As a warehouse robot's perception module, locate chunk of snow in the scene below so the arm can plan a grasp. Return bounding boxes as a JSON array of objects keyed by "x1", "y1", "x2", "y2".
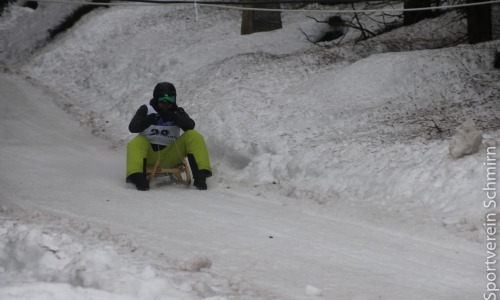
[
  {"x1": 305, "y1": 284, "x2": 322, "y2": 296},
  {"x1": 449, "y1": 119, "x2": 483, "y2": 158},
  {"x1": 183, "y1": 255, "x2": 212, "y2": 272}
]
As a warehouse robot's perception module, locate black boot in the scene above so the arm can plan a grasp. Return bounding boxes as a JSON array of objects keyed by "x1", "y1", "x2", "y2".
[
  {"x1": 188, "y1": 154, "x2": 211, "y2": 190},
  {"x1": 193, "y1": 170, "x2": 211, "y2": 190},
  {"x1": 126, "y1": 172, "x2": 150, "y2": 191}
]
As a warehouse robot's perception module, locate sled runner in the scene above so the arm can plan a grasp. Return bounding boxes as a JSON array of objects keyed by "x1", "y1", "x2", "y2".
[{"x1": 146, "y1": 157, "x2": 191, "y2": 185}]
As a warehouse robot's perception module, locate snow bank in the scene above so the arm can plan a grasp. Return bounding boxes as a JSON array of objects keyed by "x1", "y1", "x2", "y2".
[
  {"x1": 0, "y1": 212, "x2": 197, "y2": 300},
  {"x1": 0, "y1": 2, "x2": 82, "y2": 66}
]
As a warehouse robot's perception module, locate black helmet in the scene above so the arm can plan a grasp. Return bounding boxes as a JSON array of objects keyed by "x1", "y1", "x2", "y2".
[{"x1": 153, "y1": 82, "x2": 177, "y2": 103}]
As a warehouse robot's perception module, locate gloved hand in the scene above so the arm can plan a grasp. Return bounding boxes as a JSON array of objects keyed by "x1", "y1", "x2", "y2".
[
  {"x1": 145, "y1": 113, "x2": 159, "y2": 126},
  {"x1": 160, "y1": 111, "x2": 177, "y2": 122}
]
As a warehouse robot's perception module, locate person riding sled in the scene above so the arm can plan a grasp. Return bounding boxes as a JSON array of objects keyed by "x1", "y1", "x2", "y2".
[{"x1": 126, "y1": 82, "x2": 212, "y2": 191}]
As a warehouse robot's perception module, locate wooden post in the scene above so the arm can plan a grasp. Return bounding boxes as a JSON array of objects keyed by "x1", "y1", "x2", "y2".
[{"x1": 241, "y1": 0, "x2": 253, "y2": 35}]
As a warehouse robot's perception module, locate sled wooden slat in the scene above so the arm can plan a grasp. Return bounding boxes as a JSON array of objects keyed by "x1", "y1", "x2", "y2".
[{"x1": 146, "y1": 157, "x2": 191, "y2": 185}]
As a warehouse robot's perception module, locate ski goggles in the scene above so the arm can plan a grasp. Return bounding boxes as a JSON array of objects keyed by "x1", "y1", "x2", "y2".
[{"x1": 158, "y1": 94, "x2": 176, "y2": 103}]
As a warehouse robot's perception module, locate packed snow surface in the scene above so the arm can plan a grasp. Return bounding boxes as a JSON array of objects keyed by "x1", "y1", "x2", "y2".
[{"x1": 1, "y1": 2, "x2": 499, "y2": 299}]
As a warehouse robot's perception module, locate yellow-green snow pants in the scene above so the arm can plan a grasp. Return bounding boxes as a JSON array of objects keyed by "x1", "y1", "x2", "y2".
[{"x1": 126, "y1": 130, "x2": 212, "y2": 178}]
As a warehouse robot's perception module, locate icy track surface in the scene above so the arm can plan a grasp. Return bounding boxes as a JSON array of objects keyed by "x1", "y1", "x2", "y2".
[{"x1": 0, "y1": 72, "x2": 484, "y2": 300}]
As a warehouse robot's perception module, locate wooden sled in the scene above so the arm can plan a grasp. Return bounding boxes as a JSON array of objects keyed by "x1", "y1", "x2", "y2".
[{"x1": 146, "y1": 157, "x2": 191, "y2": 186}]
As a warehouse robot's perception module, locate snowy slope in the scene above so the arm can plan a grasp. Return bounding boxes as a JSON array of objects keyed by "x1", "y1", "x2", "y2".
[
  {"x1": 0, "y1": 2, "x2": 499, "y2": 299},
  {"x1": 0, "y1": 72, "x2": 484, "y2": 299}
]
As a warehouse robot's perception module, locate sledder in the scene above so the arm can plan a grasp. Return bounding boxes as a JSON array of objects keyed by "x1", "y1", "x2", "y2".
[{"x1": 126, "y1": 82, "x2": 212, "y2": 191}]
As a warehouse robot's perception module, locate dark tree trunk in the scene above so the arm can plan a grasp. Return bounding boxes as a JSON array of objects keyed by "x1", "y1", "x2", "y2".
[
  {"x1": 404, "y1": 0, "x2": 433, "y2": 25},
  {"x1": 241, "y1": 0, "x2": 282, "y2": 35},
  {"x1": 466, "y1": 0, "x2": 492, "y2": 44}
]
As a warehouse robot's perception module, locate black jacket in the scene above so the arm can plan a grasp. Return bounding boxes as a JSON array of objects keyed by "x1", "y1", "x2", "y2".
[{"x1": 128, "y1": 98, "x2": 195, "y2": 133}]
